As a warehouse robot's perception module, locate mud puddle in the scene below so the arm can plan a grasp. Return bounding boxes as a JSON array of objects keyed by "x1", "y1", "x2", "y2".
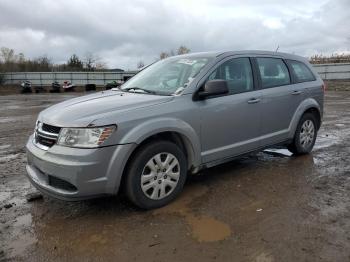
[
  {"x1": 154, "y1": 184, "x2": 231, "y2": 242},
  {"x1": 6, "y1": 214, "x2": 37, "y2": 258}
]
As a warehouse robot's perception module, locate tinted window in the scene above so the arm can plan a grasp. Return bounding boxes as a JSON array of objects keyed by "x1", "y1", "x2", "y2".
[
  {"x1": 256, "y1": 58, "x2": 290, "y2": 88},
  {"x1": 208, "y1": 57, "x2": 253, "y2": 94},
  {"x1": 288, "y1": 60, "x2": 315, "y2": 82}
]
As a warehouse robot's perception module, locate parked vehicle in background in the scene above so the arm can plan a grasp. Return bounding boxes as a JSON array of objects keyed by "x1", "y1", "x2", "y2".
[
  {"x1": 26, "y1": 51, "x2": 324, "y2": 209},
  {"x1": 105, "y1": 80, "x2": 121, "y2": 90},
  {"x1": 62, "y1": 80, "x2": 75, "y2": 92},
  {"x1": 20, "y1": 80, "x2": 32, "y2": 93},
  {"x1": 50, "y1": 81, "x2": 61, "y2": 93}
]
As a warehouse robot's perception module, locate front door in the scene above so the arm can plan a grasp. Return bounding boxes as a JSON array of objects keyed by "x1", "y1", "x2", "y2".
[{"x1": 198, "y1": 57, "x2": 262, "y2": 163}]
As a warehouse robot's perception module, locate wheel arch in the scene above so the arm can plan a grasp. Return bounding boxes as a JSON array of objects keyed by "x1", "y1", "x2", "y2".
[
  {"x1": 118, "y1": 117, "x2": 201, "y2": 168},
  {"x1": 303, "y1": 107, "x2": 321, "y2": 130},
  {"x1": 113, "y1": 118, "x2": 201, "y2": 195},
  {"x1": 127, "y1": 130, "x2": 197, "y2": 171},
  {"x1": 289, "y1": 98, "x2": 322, "y2": 138}
]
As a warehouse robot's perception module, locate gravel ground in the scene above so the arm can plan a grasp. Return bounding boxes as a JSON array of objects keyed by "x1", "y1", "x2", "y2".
[{"x1": 0, "y1": 91, "x2": 349, "y2": 262}]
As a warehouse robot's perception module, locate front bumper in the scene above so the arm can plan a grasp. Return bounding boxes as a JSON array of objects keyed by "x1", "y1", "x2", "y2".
[{"x1": 25, "y1": 135, "x2": 136, "y2": 201}]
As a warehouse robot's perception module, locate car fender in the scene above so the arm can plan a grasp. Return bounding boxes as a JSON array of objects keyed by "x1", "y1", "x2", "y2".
[
  {"x1": 105, "y1": 117, "x2": 201, "y2": 195},
  {"x1": 288, "y1": 98, "x2": 321, "y2": 138},
  {"x1": 120, "y1": 117, "x2": 201, "y2": 166}
]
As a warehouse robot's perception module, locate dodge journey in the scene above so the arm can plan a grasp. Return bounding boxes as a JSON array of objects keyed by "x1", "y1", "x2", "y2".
[{"x1": 26, "y1": 51, "x2": 324, "y2": 209}]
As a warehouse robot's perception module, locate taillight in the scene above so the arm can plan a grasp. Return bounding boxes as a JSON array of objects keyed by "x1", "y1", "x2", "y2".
[{"x1": 322, "y1": 82, "x2": 326, "y2": 92}]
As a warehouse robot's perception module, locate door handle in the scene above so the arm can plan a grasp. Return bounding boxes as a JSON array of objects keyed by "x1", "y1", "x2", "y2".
[
  {"x1": 291, "y1": 90, "x2": 302, "y2": 95},
  {"x1": 247, "y1": 98, "x2": 260, "y2": 104}
]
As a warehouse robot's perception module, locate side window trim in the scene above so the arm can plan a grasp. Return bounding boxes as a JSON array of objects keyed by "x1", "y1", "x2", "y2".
[
  {"x1": 194, "y1": 56, "x2": 257, "y2": 100},
  {"x1": 254, "y1": 56, "x2": 292, "y2": 89},
  {"x1": 283, "y1": 58, "x2": 296, "y2": 84},
  {"x1": 250, "y1": 57, "x2": 262, "y2": 90}
]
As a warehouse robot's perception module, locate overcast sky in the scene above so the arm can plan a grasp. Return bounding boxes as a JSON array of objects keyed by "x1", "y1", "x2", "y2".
[{"x1": 0, "y1": 0, "x2": 349, "y2": 69}]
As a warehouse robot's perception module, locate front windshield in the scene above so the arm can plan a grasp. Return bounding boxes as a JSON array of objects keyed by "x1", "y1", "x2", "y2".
[{"x1": 120, "y1": 56, "x2": 212, "y2": 95}]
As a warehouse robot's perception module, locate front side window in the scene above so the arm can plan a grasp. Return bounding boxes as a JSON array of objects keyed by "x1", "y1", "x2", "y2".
[
  {"x1": 120, "y1": 56, "x2": 212, "y2": 95},
  {"x1": 288, "y1": 60, "x2": 316, "y2": 83},
  {"x1": 207, "y1": 57, "x2": 254, "y2": 94},
  {"x1": 256, "y1": 58, "x2": 290, "y2": 88}
]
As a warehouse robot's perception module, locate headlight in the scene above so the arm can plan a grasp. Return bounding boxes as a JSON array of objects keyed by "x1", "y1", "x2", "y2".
[{"x1": 57, "y1": 125, "x2": 116, "y2": 148}]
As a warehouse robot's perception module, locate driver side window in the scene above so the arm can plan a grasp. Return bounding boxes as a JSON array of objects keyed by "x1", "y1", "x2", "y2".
[{"x1": 208, "y1": 57, "x2": 254, "y2": 95}]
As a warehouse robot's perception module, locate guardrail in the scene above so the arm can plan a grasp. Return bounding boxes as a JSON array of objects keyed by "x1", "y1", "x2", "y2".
[{"x1": 1, "y1": 63, "x2": 350, "y2": 86}]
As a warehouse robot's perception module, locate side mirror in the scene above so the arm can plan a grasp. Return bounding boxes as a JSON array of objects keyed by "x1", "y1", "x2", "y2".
[{"x1": 197, "y1": 80, "x2": 229, "y2": 99}]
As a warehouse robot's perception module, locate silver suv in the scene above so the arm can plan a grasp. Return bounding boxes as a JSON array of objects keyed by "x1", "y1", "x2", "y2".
[{"x1": 26, "y1": 51, "x2": 324, "y2": 209}]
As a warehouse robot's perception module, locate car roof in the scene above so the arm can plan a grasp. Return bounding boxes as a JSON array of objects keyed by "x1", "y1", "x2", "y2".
[{"x1": 177, "y1": 50, "x2": 308, "y2": 62}]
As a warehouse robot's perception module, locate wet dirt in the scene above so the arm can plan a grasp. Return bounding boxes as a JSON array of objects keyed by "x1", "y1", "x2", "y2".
[
  {"x1": 154, "y1": 184, "x2": 231, "y2": 242},
  {"x1": 0, "y1": 92, "x2": 350, "y2": 262}
]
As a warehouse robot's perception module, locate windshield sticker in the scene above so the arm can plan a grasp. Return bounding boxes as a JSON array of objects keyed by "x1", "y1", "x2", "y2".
[{"x1": 177, "y1": 59, "x2": 197, "y2": 65}]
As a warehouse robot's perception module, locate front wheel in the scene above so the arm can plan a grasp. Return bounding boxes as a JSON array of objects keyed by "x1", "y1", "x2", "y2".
[
  {"x1": 288, "y1": 113, "x2": 318, "y2": 155},
  {"x1": 124, "y1": 140, "x2": 187, "y2": 209}
]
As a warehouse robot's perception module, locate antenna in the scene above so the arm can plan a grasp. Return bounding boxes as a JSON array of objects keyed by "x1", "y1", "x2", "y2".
[{"x1": 275, "y1": 45, "x2": 279, "y2": 52}]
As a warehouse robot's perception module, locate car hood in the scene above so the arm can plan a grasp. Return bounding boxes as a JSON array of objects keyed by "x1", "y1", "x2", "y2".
[{"x1": 39, "y1": 90, "x2": 173, "y2": 127}]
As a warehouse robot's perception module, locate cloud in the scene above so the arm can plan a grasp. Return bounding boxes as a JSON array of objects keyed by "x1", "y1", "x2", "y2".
[{"x1": 0, "y1": 0, "x2": 349, "y2": 69}]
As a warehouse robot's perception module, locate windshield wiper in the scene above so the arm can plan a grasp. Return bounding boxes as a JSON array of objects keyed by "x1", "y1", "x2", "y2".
[{"x1": 122, "y1": 87, "x2": 157, "y2": 94}]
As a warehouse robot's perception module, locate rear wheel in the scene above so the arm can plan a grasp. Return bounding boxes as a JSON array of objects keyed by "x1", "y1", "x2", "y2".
[
  {"x1": 288, "y1": 113, "x2": 318, "y2": 155},
  {"x1": 125, "y1": 140, "x2": 187, "y2": 209}
]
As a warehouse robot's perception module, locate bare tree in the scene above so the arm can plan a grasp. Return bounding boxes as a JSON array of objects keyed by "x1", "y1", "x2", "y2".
[
  {"x1": 159, "y1": 46, "x2": 191, "y2": 59},
  {"x1": 177, "y1": 45, "x2": 191, "y2": 55},
  {"x1": 67, "y1": 54, "x2": 83, "y2": 71},
  {"x1": 83, "y1": 52, "x2": 107, "y2": 71},
  {"x1": 0, "y1": 47, "x2": 18, "y2": 71},
  {"x1": 35, "y1": 55, "x2": 52, "y2": 71},
  {"x1": 159, "y1": 52, "x2": 170, "y2": 60},
  {"x1": 84, "y1": 52, "x2": 96, "y2": 71},
  {"x1": 0, "y1": 47, "x2": 16, "y2": 63}
]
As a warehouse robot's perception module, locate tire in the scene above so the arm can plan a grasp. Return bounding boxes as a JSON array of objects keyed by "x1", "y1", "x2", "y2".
[
  {"x1": 124, "y1": 140, "x2": 187, "y2": 209},
  {"x1": 288, "y1": 112, "x2": 318, "y2": 155}
]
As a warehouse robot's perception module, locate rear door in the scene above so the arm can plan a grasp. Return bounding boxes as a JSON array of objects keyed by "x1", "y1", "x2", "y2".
[{"x1": 254, "y1": 57, "x2": 305, "y2": 146}]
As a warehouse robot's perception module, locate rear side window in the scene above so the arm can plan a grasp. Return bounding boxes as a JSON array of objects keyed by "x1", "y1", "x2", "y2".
[
  {"x1": 208, "y1": 57, "x2": 254, "y2": 95},
  {"x1": 288, "y1": 60, "x2": 316, "y2": 83},
  {"x1": 256, "y1": 58, "x2": 290, "y2": 88}
]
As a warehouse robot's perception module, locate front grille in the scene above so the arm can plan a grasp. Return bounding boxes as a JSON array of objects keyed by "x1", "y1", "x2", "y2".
[
  {"x1": 34, "y1": 122, "x2": 61, "y2": 149},
  {"x1": 42, "y1": 123, "x2": 61, "y2": 134},
  {"x1": 48, "y1": 176, "x2": 77, "y2": 192}
]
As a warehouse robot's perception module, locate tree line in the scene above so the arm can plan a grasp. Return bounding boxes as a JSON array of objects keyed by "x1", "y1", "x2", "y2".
[
  {"x1": 1, "y1": 45, "x2": 349, "y2": 73},
  {"x1": 309, "y1": 53, "x2": 350, "y2": 64},
  {"x1": 0, "y1": 45, "x2": 192, "y2": 72},
  {"x1": 0, "y1": 47, "x2": 107, "y2": 72},
  {"x1": 137, "y1": 45, "x2": 191, "y2": 68}
]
